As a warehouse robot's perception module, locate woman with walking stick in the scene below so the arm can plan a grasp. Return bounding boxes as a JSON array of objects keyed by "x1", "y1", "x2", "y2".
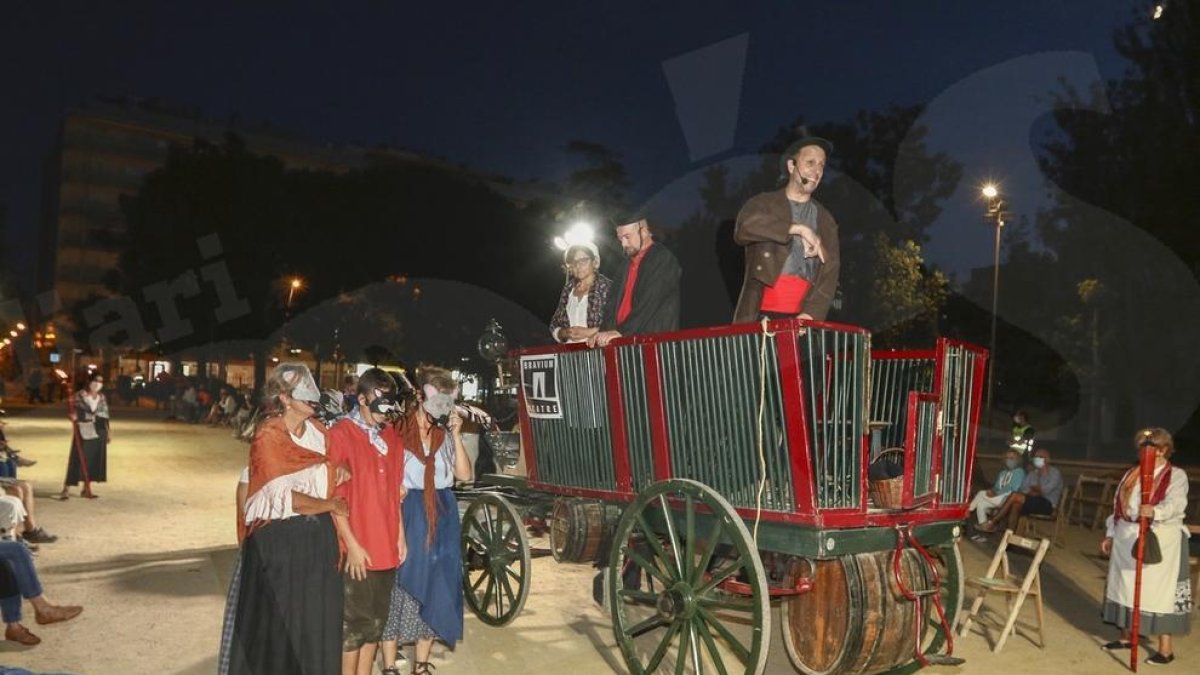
[
  {"x1": 1100, "y1": 427, "x2": 1191, "y2": 666},
  {"x1": 59, "y1": 371, "x2": 109, "y2": 500}
]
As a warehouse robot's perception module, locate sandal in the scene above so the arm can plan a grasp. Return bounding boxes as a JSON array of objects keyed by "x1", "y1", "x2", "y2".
[
  {"x1": 1101, "y1": 640, "x2": 1133, "y2": 651},
  {"x1": 412, "y1": 663, "x2": 436, "y2": 674}
]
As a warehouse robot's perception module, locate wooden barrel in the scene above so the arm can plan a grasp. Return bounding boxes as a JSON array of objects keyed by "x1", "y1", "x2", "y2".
[
  {"x1": 549, "y1": 499, "x2": 619, "y2": 564},
  {"x1": 782, "y1": 550, "x2": 933, "y2": 675}
]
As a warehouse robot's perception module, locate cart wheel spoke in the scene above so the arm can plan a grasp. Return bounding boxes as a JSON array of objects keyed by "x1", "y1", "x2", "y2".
[
  {"x1": 645, "y1": 620, "x2": 683, "y2": 673},
  {"x1": 674, "y1": 621, "x2": 692, "y2": 675},
  {"x1": 617, "y1": 588, "x2": 659, "y2": 605},
  {"x1": 696, "y1": 596, "x2": 757, "y2": 613},
  {"x1": 470, "y1": 568, "x2": 491, "y2": 593},
  {"x1": 624, "y1": 614, "x2": 668, "y2": 639},
  {"x1": 684, "y1": 495, "x2": 696, "y2": 583},
  {"x1": 692, "y1": 519, "x2": 724, "y2": 586},
  {"x1": 626, "y1": 547, "x2": 674, "y2": 588},
  {"x1": 634, "y1": 513, "x2": 679, "y2": 582},
  {"x1": 696, "y1": 561, "x2": 744, "y2": 597},
  {"x1": 696, "y1": 605, "x2": 752, "y2": 663},
  {"x1": 696, "y1": 618, "x2": 731, "y2": 675},
  {"x1": 658, "y1": 494, "x2": 684, "y2": 578}
]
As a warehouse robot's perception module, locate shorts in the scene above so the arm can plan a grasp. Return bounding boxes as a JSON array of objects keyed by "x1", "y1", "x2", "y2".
[
  {"x1": 1020, "y1": 495, "x2": 1055, "y2": 516},
  {"x1": 342, "y1": 568, "x2": 397, "y2": 651}
]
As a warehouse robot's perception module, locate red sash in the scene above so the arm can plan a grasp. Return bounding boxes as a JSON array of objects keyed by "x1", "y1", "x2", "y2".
[{"x1": 760, "y1": 274, "x2": 812, "y2": 314}]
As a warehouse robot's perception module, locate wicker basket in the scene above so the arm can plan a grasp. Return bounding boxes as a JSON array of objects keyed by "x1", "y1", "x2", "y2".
[{"x1": 868, "y1": 448, "x2": 907, "y2": 509}]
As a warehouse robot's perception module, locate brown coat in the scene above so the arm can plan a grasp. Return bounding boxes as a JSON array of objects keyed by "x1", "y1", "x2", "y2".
[{"x1": 732, "y1": 188, "x2": 840, "y2": 323}]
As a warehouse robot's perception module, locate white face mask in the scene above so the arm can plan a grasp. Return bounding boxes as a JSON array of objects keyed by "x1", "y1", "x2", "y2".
[
  {"x1": 1032, "y1": 457, "x2": 1046, "y2": 469},
  {"x1": 88, "y1": 382, "x2": 103, "y2": 393}
]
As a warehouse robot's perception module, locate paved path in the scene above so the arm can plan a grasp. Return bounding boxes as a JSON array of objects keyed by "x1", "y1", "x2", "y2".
[{"x1": 0, "y1": 406, "x2": 1195, "y2": 674}]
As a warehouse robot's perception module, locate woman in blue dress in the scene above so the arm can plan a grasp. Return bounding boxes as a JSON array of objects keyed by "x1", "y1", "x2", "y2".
[{"x1": 380, "y1": 366, "x2": 473, "y2": 675}]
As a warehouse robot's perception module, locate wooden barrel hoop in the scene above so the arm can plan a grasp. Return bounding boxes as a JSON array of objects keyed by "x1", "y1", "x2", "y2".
[{"x1": 783, "y1": 550, "x2": 933, "y2": 675}]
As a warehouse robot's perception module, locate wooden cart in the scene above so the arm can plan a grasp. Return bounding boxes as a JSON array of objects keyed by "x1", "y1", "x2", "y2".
[{"x1": 459, "y1": 318, "x2": 986, "y2": 675}]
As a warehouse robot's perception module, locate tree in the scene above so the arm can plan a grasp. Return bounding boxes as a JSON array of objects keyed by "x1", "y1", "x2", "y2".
[
  {"x1": 1032, "y1": 0, "x2": 1200, "y2": 451},
  {"x1": 562, "y1": 140, "x2": 631, "y2": 215},
  {"x1": 101, "y1": 134, "x2": 570, "y2": 392}
]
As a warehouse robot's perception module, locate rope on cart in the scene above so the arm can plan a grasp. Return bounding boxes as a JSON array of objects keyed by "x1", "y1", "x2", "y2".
[{"x1": 752, "y1": 317, "x2": 777, "y2": 543}]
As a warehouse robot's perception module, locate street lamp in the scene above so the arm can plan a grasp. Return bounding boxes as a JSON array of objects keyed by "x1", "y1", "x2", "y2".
[
  {"x1": 286, "y1": 277, "x2": 304, "y2": 309},
  {"x1": 981, "y1": 183, "x2": 1007, "y2": 439}
]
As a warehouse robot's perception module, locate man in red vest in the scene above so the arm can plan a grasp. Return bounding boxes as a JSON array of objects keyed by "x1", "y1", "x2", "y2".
[{"x1": 732, "y1": 136, "x2": 841, "y2": 323}]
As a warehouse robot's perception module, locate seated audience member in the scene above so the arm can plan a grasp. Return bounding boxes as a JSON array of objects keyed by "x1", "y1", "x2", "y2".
[
  {"x1": 968, "y1": 449, "x2": 1025, "y2": 541},
  {"x1": 0, "y1": 477, "x2": 55, "y2": 544},
  {"x1": 0, "y1": 539, "x2": 83, "y2": 646},
  {"x1": 978, "y1": 447, "x2": 1063, "y2": 533},
  {"x1": 0, "y1": 414, "x2": 36, "y2": 478}
]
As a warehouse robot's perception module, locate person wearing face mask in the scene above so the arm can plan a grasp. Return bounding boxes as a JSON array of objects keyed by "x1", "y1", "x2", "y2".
[
  {"x1": 549, "y1": 242, "x2": 612, "y2": 344},
  {"x1": 326, "y1": 368, "x2": 407, "y2": 675},
  {"x1": 1099, "y1": 428, "x2": 1191, "y2": 665},
  {"x1": 58, "y1": 371, "x2": 110, "y2": 500},
  {"x1": 967, "y1": 449, "x2": 1026, "y2": 542},
  {"x1": 977, "y1": 447, "x2": 1063, "y2": 533},
  {"x1": 225, "y1": 364, "x2": 348, "y2": 675},
  {"x1": 732, "y1": 135, "x2": 841, "y2": 324},
  {"x1": 379, "y1": 366, "x2": 472, "y2": 675}
]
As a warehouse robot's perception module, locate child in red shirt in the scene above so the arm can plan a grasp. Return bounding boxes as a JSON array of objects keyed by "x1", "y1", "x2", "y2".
[{"x1": 328, "y1": 368, "x2": 406, "y2": 675}]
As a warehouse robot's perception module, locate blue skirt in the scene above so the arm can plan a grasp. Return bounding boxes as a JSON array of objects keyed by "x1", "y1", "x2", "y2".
[{"x1": 387, "y1": 489, "x2": 463, "y2": 645}]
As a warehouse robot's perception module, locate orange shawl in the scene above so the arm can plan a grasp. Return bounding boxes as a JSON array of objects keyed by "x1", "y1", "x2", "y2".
[{"x1": 238, "y1": 415, "x2": 334, "y2": 544}]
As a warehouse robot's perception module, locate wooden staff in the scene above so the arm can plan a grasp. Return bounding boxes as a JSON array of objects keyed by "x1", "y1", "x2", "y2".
[
  {"x1": 1129, "y1": 442, "x2": 1156, "y2": 672},
  {"x1": 66, "y1": 375, "x2": 94, "y2": 496}
]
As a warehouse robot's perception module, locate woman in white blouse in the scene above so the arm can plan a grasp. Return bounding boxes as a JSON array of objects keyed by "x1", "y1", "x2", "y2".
[
  {"x1": 1100, "y1": 427, "x2": 1191, "y2": 665},
  {"x1": 224, "y1": 364, "x2": 348, "y2": 675},
  {"x1": 549, "y1": 242, "x2": 612, "y2": 344}
]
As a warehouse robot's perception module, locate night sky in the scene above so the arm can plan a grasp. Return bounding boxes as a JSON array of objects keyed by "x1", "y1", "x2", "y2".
[{"x1": 2, "y1": 0, "x2": 1140, "y2": 284}]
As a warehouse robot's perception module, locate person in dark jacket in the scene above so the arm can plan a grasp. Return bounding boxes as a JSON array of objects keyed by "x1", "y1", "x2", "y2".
[
  {"x1": 590, "y1": 217, "x2": 681, "y2": 347},
  {"x1": 732, "y1": 136, "x2": 841, "y2": 323}
]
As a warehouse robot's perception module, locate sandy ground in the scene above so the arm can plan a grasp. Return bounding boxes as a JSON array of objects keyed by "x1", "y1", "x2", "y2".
[{"x1": 0, "y1": 405, "x2": 1195, "y2": 674}]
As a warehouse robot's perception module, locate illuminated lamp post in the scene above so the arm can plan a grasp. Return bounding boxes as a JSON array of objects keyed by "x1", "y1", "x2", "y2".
[{"x1": 981, "y1": 184, "x2": 1007, "y2": 439}]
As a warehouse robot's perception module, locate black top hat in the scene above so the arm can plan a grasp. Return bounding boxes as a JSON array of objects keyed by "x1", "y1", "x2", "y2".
[{"x1": 779, "y1": 136, "x2": 833, "y2": 175}]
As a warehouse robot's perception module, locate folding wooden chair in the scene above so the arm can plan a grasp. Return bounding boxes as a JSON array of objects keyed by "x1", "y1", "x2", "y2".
[
  {"x1": 957, "y1": 529, "x2": 1051, "y2": 653},
  {"x1": 1019, "y1": 489, "x2": 1069, "y2": 548},
  {"x1": 1065, "y1": 475, "x2": 1116, "y2": 530}
]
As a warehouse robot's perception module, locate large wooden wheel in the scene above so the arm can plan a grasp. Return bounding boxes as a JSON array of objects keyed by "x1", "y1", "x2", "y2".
[
  {"x1": 607, "y1": 479, "x2": 771, "y2": 675},
  {"x1": 461, "y1": 492, "x2": 531, "y2": 626}
]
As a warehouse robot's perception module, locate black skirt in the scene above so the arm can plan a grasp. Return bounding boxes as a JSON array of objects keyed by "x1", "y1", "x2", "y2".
[
  {"x1": 227, "y1": 514, "x2": 343, "y2": 675},
  {"x1": 65, "y1": 422, "x2": 108, "y2": 486}
]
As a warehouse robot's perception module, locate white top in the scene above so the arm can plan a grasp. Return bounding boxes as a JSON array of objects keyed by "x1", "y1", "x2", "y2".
[
  {"x1": 242, "y1": 420, "x2": 329, "y2": 523},
  {"x1": 402, "y1": 433, "x2": 456, "y2": 490},
  {"x1": 554, "y1": 290, "x2": 590, "y2": 343},
  {"x1": 83, "y1": 393, "x2": 101, "y2": 412}
]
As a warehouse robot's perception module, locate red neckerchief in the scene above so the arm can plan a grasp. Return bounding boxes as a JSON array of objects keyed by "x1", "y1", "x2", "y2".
[
  {"x1": 616, "y1": 241, "x2": 653, "y2": 325},
  {"x1": 399, "y1": 411, "x2": 447, "y2": 548},
  {"x1": 1112, "y1": 463, "x2": 1173, "y2": 523}
]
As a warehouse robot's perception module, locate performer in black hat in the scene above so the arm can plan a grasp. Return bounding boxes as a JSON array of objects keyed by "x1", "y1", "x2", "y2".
[{"x1": 731, "y1": 135, "x2": 840, "y2": 323}]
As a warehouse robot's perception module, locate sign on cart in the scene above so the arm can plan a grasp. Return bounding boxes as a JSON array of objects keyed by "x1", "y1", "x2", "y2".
[{"x1": 520, "y1": 354, "x2": 562, "y2": 419}]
